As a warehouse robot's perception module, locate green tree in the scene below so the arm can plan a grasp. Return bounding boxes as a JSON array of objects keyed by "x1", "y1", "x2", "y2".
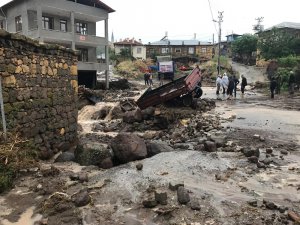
[
  {"x1": 258, "y1": 28, "x2": 299, "y2": 60},
  {"x1": 232, "y1": 34, "x2": 258, "y2": 64},
  {"x1": 120, "y1": 48, "x2": 132, "y2": 59}
]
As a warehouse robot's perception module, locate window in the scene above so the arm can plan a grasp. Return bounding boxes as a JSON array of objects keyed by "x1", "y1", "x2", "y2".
[
  {"x1": 136, "y1": 47, "x2": 142, "y2": 54},
  {"x1": 78, "y1": 48, "x2": 88, "y2": 62},
  {"x1": 60, "y1": 20, "x2": 67, "y2": 32},
  {"x1": 15, "y1": 16, "x2": 22, "y2": 32},
  {"x1": 76, "y1": 22, "x2": 87, "y2": 35},
  {"x1": 42, "y1": 16, "x2": 54, "y2": 30},
  {"x1": 0, "y1": 20, "x2": 4, "y2": 29},
  {"x1": 175, "y1": 48, "x2": 181, "y2": 53},
  {"x1": 188, "y1": 47, "x2": 194, "y2": 54},
  {"x1": 201, "y1": 48, "x2": 207, "y2": 53},
  {"x1": 161, "y1": 48, "x2": 169, "y2": 54}
]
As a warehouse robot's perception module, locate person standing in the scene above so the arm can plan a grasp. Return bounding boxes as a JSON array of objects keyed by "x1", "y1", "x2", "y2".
[
  {"x1": 227, "y1": 76, "x2": 235, "y2": 99},
  {"x1": 233, "y1": 75, "x2": 240, "y2": 98},
  {"x1": 149, "y1": 73, "x2": 153, "y2": 86},
  {"x1": 144, "y1": 72, "x2": 149, "y2": 86},
  {"x1": 270, "y1": 77, "x2": 277, "y2": 99},
  {"x1": 288, "y1": 71, "x2": 295, "y2": 95},
  {"x1": 158, "y1": 72, "x2": 163, "y2": 86},
  {"x1": 241, "y1": 74, "x2": 247, "y2": 95},
  {"x1": 221, "y1": 73, "x2": 229, "y2": 95},
  {"x1": 216, "y1": 75, "x2": 222, "y2": 95}
]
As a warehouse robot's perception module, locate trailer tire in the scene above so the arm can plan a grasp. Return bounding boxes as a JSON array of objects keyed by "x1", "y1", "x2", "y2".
[
  {"x1": 182, "y1": 94, "x2": 193, "y2": 107},
  {"x1": 194, "y1": 87, "x2": 203, "y2": 98}
]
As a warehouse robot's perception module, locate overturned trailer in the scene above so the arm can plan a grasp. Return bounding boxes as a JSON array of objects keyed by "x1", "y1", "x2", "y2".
[{"x1": 136, "y1": 67, "x2": 203, "y2": 110}]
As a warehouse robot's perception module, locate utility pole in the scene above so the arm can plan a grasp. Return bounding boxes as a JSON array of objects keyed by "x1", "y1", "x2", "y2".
[
  {"x1": 217, "y1": 11, "x2": 223, "y2": 75},
  {"x1": 253, "y1": 17, "x2": 264, "y2": 33}
]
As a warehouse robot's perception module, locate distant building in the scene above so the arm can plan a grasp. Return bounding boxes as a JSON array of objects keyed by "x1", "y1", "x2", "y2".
[
  {"x1": 145, "y1": 38, "x2": 214, "y2": 62},
  {"x1": 225, "y1": 33, "x2": 242, "y2": 57},
  {"x1": 0, "y1": 0, "x2": 115, "y2": 88},
  {"x1": 258, "y1": 22, "x2": 300, "y2": 38},
  {"x1": 114, "y1": 38, "x2": 146, "y2": 60}
]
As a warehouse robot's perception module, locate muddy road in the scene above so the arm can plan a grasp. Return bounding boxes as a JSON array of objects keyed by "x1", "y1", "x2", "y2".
[{"x1": 1, "y1": 64, "x2": 300, "y2": 225}]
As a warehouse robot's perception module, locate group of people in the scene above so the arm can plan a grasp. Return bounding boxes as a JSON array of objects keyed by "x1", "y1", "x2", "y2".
[
  {"x1": 144, "y1": 72, "x2": 153, "y2": 86},
  {"x1": 216, "y1": 72, "x2": 247, "y2": 99}
]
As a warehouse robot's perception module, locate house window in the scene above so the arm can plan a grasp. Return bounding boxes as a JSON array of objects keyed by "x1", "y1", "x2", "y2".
[
  {"x1": 188, "y1": 47, "x2": 194, "y2": 54},
  {"x1": 78, "y1": 48, "x2": 88, "y2": 62},
  {"x1": 175, "y1": 48, "x2": 181, "y2": 53},
  {"x1": 76, "y1": 22, "x2": 87, "y2": 35},
  {"x1": 201, "y1": 48, "x2": 207, "y2": 53},
  {"x1": 42, "y1": 16, "x2": 54, "y2": 30},
  {"x1": 161, "y1": 48, "x2": 169, "y2": 54},
  {"x1": 136, "y1": 47, "x2": 142, "y2": 54},
  {"x1": 60, "y1": 20, "x2": 67, "y2": 32},
  {"x1": 15, "y1": 16, "x2": 22, "y2": 32}
]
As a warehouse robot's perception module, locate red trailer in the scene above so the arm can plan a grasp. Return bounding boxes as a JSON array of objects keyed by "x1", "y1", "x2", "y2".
[{"x1": 136, "y1": 67, "x2": 203, "y2": 110}]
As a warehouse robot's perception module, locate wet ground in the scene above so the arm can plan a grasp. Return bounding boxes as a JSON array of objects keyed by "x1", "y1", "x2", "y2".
[{"x1": 1, "y1": 64, "x2": 300, "y2": 225}]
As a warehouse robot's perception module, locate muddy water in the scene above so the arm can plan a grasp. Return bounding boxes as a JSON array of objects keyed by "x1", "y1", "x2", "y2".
[{"x1": 1, "y1": 207, "x2": 42, "y2": 225}]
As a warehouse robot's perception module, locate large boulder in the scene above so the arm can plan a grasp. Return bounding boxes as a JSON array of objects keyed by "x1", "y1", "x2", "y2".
[
  {"x1": 123, "y1": 108, "x2": 142, "y2": 123},
  {"x1": 146, "y1": 141, "x2": 174, "y2": 157},
  {"x1": 74, "y1": 142, "x2": 113, "y2": 169},
  {"x1": 110, "y1": 133, "x2": 147, "y2": 163}
]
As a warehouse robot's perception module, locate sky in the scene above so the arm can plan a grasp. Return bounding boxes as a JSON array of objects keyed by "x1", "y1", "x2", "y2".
[{"x1": 1, "y1": 0, "x2": 299, "y2": 44}]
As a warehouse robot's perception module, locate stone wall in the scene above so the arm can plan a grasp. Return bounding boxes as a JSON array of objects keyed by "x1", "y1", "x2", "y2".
[{"x1": 0, "y1": 30, "x2": 78, "y2": 158}]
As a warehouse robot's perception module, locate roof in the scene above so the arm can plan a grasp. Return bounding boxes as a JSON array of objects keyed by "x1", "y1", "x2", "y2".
[
  {"x1": 0, "y1": 0, "x2": 115, "y2": 13},
  {"x1": 114, "y1": 38, "x2": 143, "y2": 46},
  {"x1": 264, "y1": 22, "x2": 300, "y2": 31},
  {"x1": 147, "y1": 39, "x2": 213, "y2": 46},
  {"x1": 225, "y1": 33, "x2": 241, "y2": 37}
]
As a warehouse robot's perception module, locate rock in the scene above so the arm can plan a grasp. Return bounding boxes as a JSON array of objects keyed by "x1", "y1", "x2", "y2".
[
  {"x1": 141, "y1": 107, "x2": 155, "y2": 120},
  {"x1": 55, "y1": 152, "x2": 75, "y2": 163},
  {"x1": 248, "y1": 156, "x2": 259, "y2": 163},
  {"x1": 280, "y1": 149, "x2": 288, "y2": 155},
  {"x1": 204, "y1": 141, "x2": 217, "y2": 152},
  {"x1": 247, "y1": 199, "x2": 258, "y2": 207},
  {"x1": 146, "y1": 141, "x2": 173, "y2": 157},
  {"x1": 169, "y1": 181, "x2": 184, "y2": 191},
  {"x1": 210, "y1": 135, "x2": 226, "y2": 147},
  {"x1": 155, "y1": 190, "x2": 168, "y2": 205},
  {"x1": 136, "y1": 163, "x2": 143, "y2": 170},
  {"x1": 262, "y1": 158, "x2": 273, "y2": 165},
  {"x1": 123, "y1": 108, "x2": 142, "y2": 123},
  {"x1": 190, "y1": 199, "x2": 201, "y2": 210},
  {"x1": 153, "y1": 116, "x2": 169, "y2": 129},
  {"x1": 111, "y1": 133, "x2": 147, "y2": 164},
  {"x1": 40, "y1": 166, "x2": 60, "y2": 177},
  {"x1": 242, "y1": 147, "x2": 260, "y2": 158},
  {"x1": 78, "y1": 173, "x2": 88, "y2": 183},
  {"x1": 266, "y1": 148, "x2": 273, "y2": 154},
  {"x1": 177, "y1": 186, "x2": 190, "y2": 204},
  {"x1": 75, "y1": 142, "x2": 113, "y2": 169},
  {"x1": 257, "y1": 162, "x2": 266, "y2": 169},
  {"x1": 71, "y1": 189, "x2": 91, "y2": 207},
  {"x1": 194, "y1": 144, "x2": 205, "y2": 151},
  {"x1": 142, "y1": 197, "x2": 157, "y2": 208},
  {"x1": 263, "y1": 199, "x2": 277, "y2": 210}
]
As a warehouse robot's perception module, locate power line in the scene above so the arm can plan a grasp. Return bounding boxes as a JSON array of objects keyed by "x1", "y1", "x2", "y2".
[{"x1": 207, "y1": 0, "x2": 218, "y2": 33}]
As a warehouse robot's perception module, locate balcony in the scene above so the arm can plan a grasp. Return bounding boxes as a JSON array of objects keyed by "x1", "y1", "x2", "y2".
[{"x1": 75, "y1": 34, "x2": 107, "y2": 47}]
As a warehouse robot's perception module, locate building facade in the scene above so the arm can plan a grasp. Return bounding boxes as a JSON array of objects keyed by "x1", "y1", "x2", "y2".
[
  {"x1": 0, "y1": 0, "x2": 114, "y2": 88},
  {"x1": 145, "y1": 38, "x2": 214, "y2": 62},
  {"x1": 114, "y1": 38, "x2": 146, "y2": 60}
]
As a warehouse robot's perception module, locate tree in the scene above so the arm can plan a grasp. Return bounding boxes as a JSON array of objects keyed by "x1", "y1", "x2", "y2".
[
  {"x1": 231, "y1": 34, "x2": 258, "y2": 64},
  {"x1": 258, "y1": 28, "x2": 299, "y2": 60}
]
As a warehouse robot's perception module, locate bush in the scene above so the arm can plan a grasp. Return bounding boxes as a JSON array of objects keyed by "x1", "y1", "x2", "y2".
[
  {"x1": 0, "y1": 133, "x2": 38, "y2": 193},
  {"x1": 278, "y1": 56, "x2": 300, "y2": 68}
]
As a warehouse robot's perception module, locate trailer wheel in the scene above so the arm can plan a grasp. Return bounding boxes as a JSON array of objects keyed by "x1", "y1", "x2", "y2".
[
  {"x1": 194, "y1": 87, "x2": 203, "y2": 98},
  {"x1": 182, "y1": 94, "x2": 193, "y2": 107}
]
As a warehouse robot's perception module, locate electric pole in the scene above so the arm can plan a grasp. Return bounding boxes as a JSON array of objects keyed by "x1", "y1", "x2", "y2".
[
  {"x1": 253, "y1": 17, "x2": 264, "y2": 33},
  {"x1": 217, "y1": 11, "x2": 223, "y2": 75}
]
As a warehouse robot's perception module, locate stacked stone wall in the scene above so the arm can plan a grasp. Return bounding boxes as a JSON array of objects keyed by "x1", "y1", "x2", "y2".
[{"x1": 0, "y1": 30, "x2": 78, "y2": 157}]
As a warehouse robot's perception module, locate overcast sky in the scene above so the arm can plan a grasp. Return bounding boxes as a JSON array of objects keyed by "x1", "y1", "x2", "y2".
[
  {"x1": 1, "y1": 0, "x2": 299, "y2": 44},
  {"x1": 104, "y1": 0, "x2": 300, "y2": 44}
]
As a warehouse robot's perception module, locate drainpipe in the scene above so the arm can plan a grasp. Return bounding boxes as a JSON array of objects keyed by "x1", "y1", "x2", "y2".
[
  {"x1": 0, "y1": 77, "x2": 7, "y2": 141},
  {"x1": 105, "y1": 18, "x2": 109, "y2": 89}
]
